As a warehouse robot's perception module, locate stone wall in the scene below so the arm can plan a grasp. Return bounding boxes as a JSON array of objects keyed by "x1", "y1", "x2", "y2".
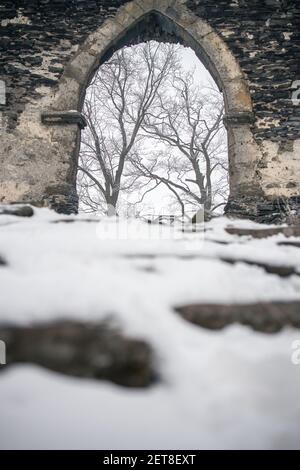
[
  {"x1": 0, "y1": 0, "x2": 130, "y2": 129},
  {"x1": 0, "y1": 0, "x2": 299, "y2": 221},
  {"x1": 187, "y1": 0, "x2": 300, "y2": 222}
]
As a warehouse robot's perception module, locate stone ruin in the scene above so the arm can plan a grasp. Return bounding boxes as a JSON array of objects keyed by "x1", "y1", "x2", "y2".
[{"x1": 0, "y1": 0, "x2": 299, "y2": 223}]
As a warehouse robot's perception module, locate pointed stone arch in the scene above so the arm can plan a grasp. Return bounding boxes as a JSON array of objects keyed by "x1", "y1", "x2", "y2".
[{"x1": 41, "y1": 0, "x2": 262, "y2": 213}]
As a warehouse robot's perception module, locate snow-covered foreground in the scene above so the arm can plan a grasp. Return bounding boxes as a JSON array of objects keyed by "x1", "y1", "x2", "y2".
[{"x1": 0, "y1": 208, "x2": 300, "y2": 449}]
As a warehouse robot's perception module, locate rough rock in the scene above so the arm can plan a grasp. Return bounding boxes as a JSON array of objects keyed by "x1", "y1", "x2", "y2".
[
  {"x1": 0, "y1": 204, "x2": 34, "y2": 217},
  {"x1": 0, "y1": 319, "x2": 156, "y2": 388},
  {"x1": 175, "y1": 302, "x2": 300, "y2": 333},
  {"x1": 226, "y1": 225, "x2": 300, "y2": 238}
]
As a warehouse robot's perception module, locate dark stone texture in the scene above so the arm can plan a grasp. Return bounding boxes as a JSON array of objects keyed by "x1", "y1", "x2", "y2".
[
  {"x1": 0, "y1": 0, "x2": 131, "y2": 129},
  {"x1": 220, "y1": 256, "x2": 298, "y2": 277},
  {"x1": 186, "y1": 0, "x2": 300, "y2": 144},
  {"x1": 0, "y1": 204, "x2": 34, "y2": 217},
  {"x1": 43, "y1": 185, "x2": 79, "y2": 214},
  {"x1": 223, "y1": 111, "x2": 255, "y2": 127},
  {"x1": 51, "y1": 218, "x2": 99, "y2": 223},
  {"x1": 0, "y1": 319, "x2": 156, "y2": 388},
  {"x1": 41, "y1": 110, "x2": 87, "y2": 129},
  {"x1": 1, "y1": 0, "x2": 299, "y2": 141},
  {"x1": 175, "y1": 302, "x2": 300, "y2": 332},
  {"x1": 278, "y1": 240, "x2": 300, "y2": 248},
  {"x1": 225, "y1": 224, "x2": 300, "y2": 238},
  {"x1": 225, "y1": 195, "x2": 300, "y2": 224}
]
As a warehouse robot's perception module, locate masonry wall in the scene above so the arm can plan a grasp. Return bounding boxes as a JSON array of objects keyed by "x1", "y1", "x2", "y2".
[
  {"x1": 187, "y1": 0, "x2": 300, "y2": 220},
  {"x1": 0, "y1": 0, "x2": 299, "y2": 221}
]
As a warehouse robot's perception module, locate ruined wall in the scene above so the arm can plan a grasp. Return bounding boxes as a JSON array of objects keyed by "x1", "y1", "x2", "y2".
[
  {"x1": 187, "y1": 0, "x2": 300, "y2": 221},
  {"x1": 0, "y1": 0, "x2": 131, "y2": 212},
  {"x1": 0, "y1": 0, "x2": 299, "y2": 221}
]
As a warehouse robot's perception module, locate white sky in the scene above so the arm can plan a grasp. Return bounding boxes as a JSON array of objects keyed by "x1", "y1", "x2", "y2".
[{"x1": 180, "y1": 46, "x2": 215, "y2": 87}]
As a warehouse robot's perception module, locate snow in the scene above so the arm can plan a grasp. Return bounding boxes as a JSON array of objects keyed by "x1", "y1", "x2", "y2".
[{"x1": 0, "y1": 208, "x2": 300, "y2": 449}]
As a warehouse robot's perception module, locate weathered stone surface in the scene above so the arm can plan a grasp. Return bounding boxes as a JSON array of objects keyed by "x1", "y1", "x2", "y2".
[
  {"x1": 175, "y1": 302, "x2": 300, "y2": 332},
  {"x1": 0, "y1": 204, "x2": 34, "y2": 217},
  {"x1": 0, "y1": 320, "x2": 156, "y2": 388},
  {"x1": 220, "y1": 256, "x2": 299, "y2": 278},
  {"x1": 51, "y1": 217, "x2": 100, "y2": 224},
  {"x1": 278, "y1": 241, "x2": 300, "y2": 248},
  {"x1": 0, "y1": 0, "x2": 131, "y2": 129},
  {"x1": 225, "y1": 195, "x2": 300, "y2": 224},
  {"x1": 225, "y1": 224, "x2": 300, "y2": 238},
  {"x1": 45, "y1": 187, "x2": 79, "y2": 215},
  {"x1": 186, "y1": 0, "x2": 300, "y2": 142},
  {"x1": 41, "y1": 111, "x2": 87, "y2": 129}
]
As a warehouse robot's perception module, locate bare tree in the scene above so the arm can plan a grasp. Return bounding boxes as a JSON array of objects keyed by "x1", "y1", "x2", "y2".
[
  {"x1": 77, "y1": 42, "x2": 180, "y2": 214},
  {"x1": 129, "y1": 70, "x2": 228, "y2": 218}
]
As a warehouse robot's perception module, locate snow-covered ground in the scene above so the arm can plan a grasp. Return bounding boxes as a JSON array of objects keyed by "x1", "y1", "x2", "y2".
[{"x1": 0, "y1": 208, "x2": 300, "y2": 449}]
